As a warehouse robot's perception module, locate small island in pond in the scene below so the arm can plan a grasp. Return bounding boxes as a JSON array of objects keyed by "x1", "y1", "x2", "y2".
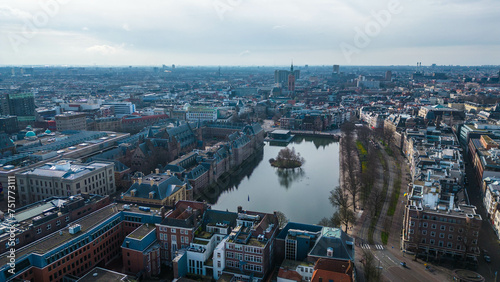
[{"x1": 269, "y1": 147, "x2": 305, "y2": 169}]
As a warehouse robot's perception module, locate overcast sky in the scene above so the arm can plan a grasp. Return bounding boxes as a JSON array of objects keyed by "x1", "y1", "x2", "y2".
[{"x1": 1, "y1": 0, "x2": 499, "y2": 66}]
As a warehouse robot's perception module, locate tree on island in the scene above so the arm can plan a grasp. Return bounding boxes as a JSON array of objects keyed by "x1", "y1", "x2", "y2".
[{"x1": 269, "y1": 147, "x2": 305, "y2": 169}]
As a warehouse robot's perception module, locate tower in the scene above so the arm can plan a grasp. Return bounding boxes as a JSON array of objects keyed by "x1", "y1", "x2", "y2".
[{"x1": 287, "y1": 62, "x2": 295, "y2": 92}]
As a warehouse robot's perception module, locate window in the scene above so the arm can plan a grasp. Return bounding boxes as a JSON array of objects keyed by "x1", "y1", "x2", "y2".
[
  {"x1": 449, "y1": 226, "x2": 454, "y2": 232},
  {"x1": 430, "y1": 239, "x2": 435, "y2": 245},
  {"x1": 472, "y1": 239, "x2": 477, "y2": 245},
  {"x1": 458, "y1": 228, "x2": 463, "y2": 233},
  {"x1": 171, "y1": 228, "x2": 176, "y2": 233},
  {"x1": 448, "y1": 234, "x2": 453, "y2": 240},
  {"x1": 422, "y1": 230, "x2": 427, "y2": 235},
  {"x1": 447, "y1": 242, "x2": 453, "y2": 248},
  {"x1": 409, "y1": 229, "x2": 414, "y2": 234},
  {"x1": 181, "y1": 236, "x2": 184, "y2": 243},
  {"x1": 37, "y1": 228, "x2": 42, "y2": 234},
  {"x1": 438, "y1": 241, "x2": 444, "y2": 247},
  {"x1": 431, "y1": 224, "x2": 436, "y2": 229},
  {"x1": 47, "y1": 224, "x2": 51, "y2": 230},
  {"x1": 410, "y1": 221, "x2": 415, "y2": 227},
  {"x1": 431, "y1": 231, "x2": 435, "y2": 237},
  {"x1": 439, "y1": 233, "x2": 444, "y2": 238},
  {"x1": 421, "y1": 238, "x2": 426, "y2": 244},
  {"x1": 422, "y1": 222, "x2": 428, "y2": 228},
  {"x1": 440, "y1": 225, "x2": 446, "y2": 230},
  {"x1": 66, "y1": 216, "x2": 70, "y2": 222}
]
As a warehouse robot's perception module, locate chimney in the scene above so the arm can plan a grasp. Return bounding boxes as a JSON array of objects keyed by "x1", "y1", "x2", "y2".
[
  {"x1": 155, "y1": 168, "x2": 160, "y2": 174},
  {"x1": 138, "y1": 177, "x2": 142, "y2": 185},
  {"x1": 237, "y1": 206, "x2": 243, "y2": 213},
  {"x1": 167, "y1": 170, "x2": 171, "y2": 176}
]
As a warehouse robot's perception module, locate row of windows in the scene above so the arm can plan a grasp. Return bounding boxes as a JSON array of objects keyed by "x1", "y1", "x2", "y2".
[
  {"x1": 245, "y1": 263, "x2": 263, "y2": 273},
  {"x1": 48, "y1": 244, "x2": 91, "y2": 270},
  {"x1": 91, "y1": 217, "x2": 121, "y2": 241},
  {"x1": 421, "y1": 215, "x2": 461, "y2": 224},
  {"x1": 226, "y1": 252, "x2": 243, "y2": 260},
  {"x1": 46, "y1": 237, "x2": 90, "y2": 264},
  {"x1": 244, "y1": 245, "x2": 263, "y2": 254}
]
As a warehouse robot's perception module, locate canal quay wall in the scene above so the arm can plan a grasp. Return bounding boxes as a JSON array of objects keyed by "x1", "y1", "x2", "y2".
[
  {"x1": 290, "y1": 130, "x2": 341, "y2": 140},
  {"x1": 188, "y1": 124, "x2": 266, "y2": 196}
]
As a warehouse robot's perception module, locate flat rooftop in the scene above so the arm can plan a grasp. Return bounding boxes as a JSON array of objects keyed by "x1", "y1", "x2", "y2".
[
  {"x1": 0, "y1": 204, "x2": 160, "y2": 266},
  {"x1": 77, "y1": 267, "x2": 131, "y2": 282},
  {"x1": 127, "y1": 223, "x2": 155, "y2": 240}
]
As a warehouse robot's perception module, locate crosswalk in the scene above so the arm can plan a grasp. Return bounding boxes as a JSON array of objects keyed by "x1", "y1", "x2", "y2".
[{"x1": 360, "y1": 244, "x2": 384, "y2": 250}]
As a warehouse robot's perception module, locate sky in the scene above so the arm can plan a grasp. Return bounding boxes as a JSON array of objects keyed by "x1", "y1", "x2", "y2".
[{"x1": 1, "y1": 0, "x2": 499, "y2": 66}]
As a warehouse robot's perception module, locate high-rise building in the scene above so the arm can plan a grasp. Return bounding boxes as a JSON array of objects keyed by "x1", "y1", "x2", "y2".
[
  {"x1": 385, "y1": 70, "x2": 392, "y2": 81},
  {"x1": 333, "y1": 64, "x2": 340, "y2": 74},
  {"x1": 274, "y1": 67, "x2": 300, "y2": 86},
  {"x1": 4, "y1": 92, "x2": 36, "y2": 124}
]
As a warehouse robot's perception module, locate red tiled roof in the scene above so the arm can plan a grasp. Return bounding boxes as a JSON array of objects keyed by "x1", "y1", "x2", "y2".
[
  {"x1": 278, "y1": 268, "x2": 302, "y2": 282},
  {"x1": 311, "y1": 269, "x2": 351, "y2": 282}
]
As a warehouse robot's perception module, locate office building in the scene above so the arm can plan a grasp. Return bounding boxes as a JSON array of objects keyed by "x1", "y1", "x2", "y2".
[
  {"x1": 55, "y1": 112, "x2": 87, "y2": 131},
  {"x1": 16, "y1": 160, "x2": 115, "y2": 205},
  {"x1": 102, "y1": 102, "x2": 136, "y2": 117},
  {"x1": 4, "y1": 92, "x2": 36, "y2": 124}
]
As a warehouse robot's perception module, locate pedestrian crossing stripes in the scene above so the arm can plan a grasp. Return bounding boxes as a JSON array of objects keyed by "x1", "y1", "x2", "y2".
[{"x1": 360, "y1": 244, "x2": 384, "y2": 250}]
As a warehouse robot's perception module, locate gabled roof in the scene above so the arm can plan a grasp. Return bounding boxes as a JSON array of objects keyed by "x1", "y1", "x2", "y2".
[{"x1": 124, "y1": 174, "x2": 184, "y2": 200}]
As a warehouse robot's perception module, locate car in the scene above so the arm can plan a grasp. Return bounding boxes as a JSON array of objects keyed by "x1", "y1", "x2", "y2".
[
  {"x1": 484, "y1": 255, "x2": 491, "y2": 263},
  {"x1": 400, "y1": 262, "x2": 407, "y2": 267}
]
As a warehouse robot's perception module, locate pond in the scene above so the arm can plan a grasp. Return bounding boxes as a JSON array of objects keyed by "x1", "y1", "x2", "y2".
[{"x1": 198, "y1": 136, "x2": 340, "y2": 224}]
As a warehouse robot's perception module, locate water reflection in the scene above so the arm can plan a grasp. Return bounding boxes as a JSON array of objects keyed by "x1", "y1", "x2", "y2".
[
  {"x1": 292, "y1": 136, "x2": 336, "y2": 149},
  {"x1": 197, "y1": 148, "x2": 264, "y2": 204},
  {"x1": 275, "y1": 167, "x2": 305, "y2": 189}
]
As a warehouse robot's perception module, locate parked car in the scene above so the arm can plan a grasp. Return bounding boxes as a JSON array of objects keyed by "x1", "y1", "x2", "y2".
[{"x1": 484, "y1": 255, "x2": 491, "y2": 263}]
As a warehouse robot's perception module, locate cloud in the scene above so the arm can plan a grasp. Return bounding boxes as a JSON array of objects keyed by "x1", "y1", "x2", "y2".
[
  {"x1": 85, "y1": 44, "x2": 122, "y2": 55},
  {"x1": 82, "y1": 27, "x2": 89, "y2": 31},
  {"x1": 239, "y1": 50, "x2": 251, "y2": 57},
  {"x1": 272, "y1": 25, "x2": 287, "y2": 30},
  {"x1": 0, "y1": 5, "x2": 32, "y2": 19},
  {"x1": 122, "y1": 23, "x2": 130, "y2": 31}
]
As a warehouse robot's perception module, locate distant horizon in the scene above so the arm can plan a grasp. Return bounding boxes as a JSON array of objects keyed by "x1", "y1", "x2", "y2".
[
  {"x1": 2, "y1": 64, "x2": 500, "y2": 68},
  {"x1": 2, "y1": 1, "x2": 499, "y2": 66}
]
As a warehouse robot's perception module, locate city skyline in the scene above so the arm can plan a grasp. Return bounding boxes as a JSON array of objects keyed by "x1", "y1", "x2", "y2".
[{"x1": 1, "y1": 0, "x2": 500, "y2": 66}]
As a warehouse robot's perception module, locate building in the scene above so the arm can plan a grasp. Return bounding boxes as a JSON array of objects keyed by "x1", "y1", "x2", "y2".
[
  {"x1": 0, "y1": 194, "x2": 110, "y2": 256},
  {"x1": 0, "y1": 201, "x2": 164, "y2": 281},
  {"x1": 4, "y1": 92, "x2": 36, "y2": 125},
  {"x1": 0, "y1": 116, "x2": 19, "y2": 134},
  {"x1": 94, "y1": 116, "x2": 122, "y2": 131},
  {"x1": 288, "y1": 64, "x2": 296, "y2": 92},
  {"x1": 121, "y1": 171, "x2": 191, "y2": 206},
  {"x1": 156, "y1": 201, "x2": 209, "y2": 262},
  {"x1": 467, "y1": 135, "x2": 500, "y2": 187},
  {"x1": 275, "y1": 223, "x2": 355, "y2": 282},
  {"x1": 275, "y1": 68, "x2": 300, "y2": 86},
  {"x1": 418, "y1": 105, "x2": 465, "y2": 126},
  {"x1": 333, "y1": 65, "x2": 340, "y2": 74},
  {"x1": 16, "y1": 160, "x2": 115, "y2": 205},
  {"x1": 102, "y1": 102, "x2": 136, "y2": 117},
  {"x1": 121, "y1": 224, "x2": 161, "y2": 277},
  {"x1": 55, "y1": 112, "x2": 87, "y2": 131},
  {"x1": 218, "y1": 206, "x2": 279, "y2": 281},
  {"x1": 402, "y1": 181, "x2": 482, "y2": 265},
  {"x1": 186, "y1": 107, "x2": 218, "y2": 122}
]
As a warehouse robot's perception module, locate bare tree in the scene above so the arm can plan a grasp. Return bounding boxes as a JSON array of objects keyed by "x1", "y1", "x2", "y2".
[
  {"x1": 329, "y1": 186, "x2": 356, "y2": 232},
  {"x1": 361, "y1": 249, "x2": 382, "y2": 282},
  {"x1": 275, "y1": 211, "x2": 289, "y2": 229}
]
